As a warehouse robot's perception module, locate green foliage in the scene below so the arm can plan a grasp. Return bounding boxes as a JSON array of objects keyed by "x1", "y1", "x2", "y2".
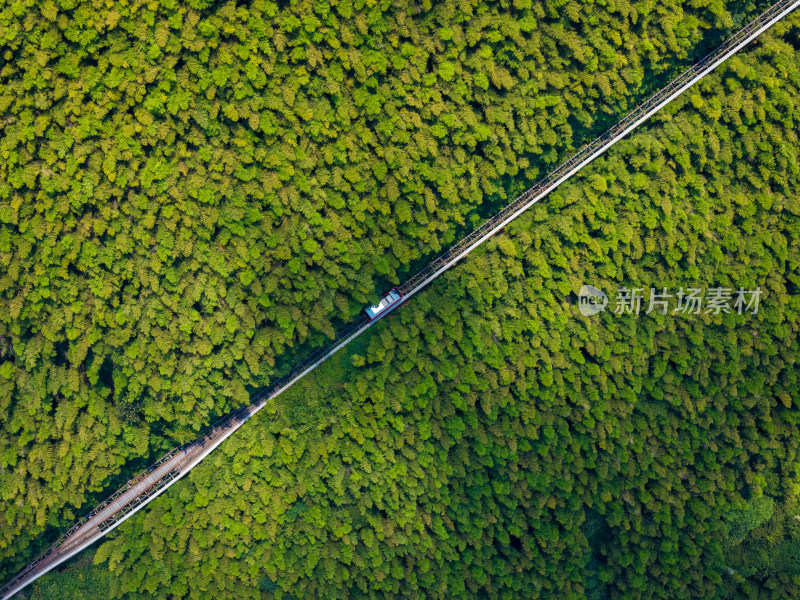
[
  {"x1": 721, "y1": 498, "x2": 800, "y2": 598},
  {"x1": 0, "y1": 0, "x2": 758, "y2": 579},
  {"x1": 28, "y1": 553, "x2": 111, "y2": 600},
  {"x1": 79, "y1": 15, "x2": 800, "y2": 599},
  {"x1": 3, "y1": 1, "x2": 800, "y2": 599},
  {"x1": 723, "y1": 496, "x2": 775, "y2": 544}
]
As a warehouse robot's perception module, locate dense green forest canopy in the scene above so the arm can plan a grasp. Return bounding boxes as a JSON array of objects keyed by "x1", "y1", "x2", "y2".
[
  {"x1": 2, "y1": 0, "x2": 800, "y2": 598},
  {"x1": 81, "y1": 20, "x2": 800, "y2": 598},
  {"x1": 14, "y1": 7, "x2": 800, "y2": 599},
  {"x1": 0, "y1": 0, "x2": 764, "y2": 578}
]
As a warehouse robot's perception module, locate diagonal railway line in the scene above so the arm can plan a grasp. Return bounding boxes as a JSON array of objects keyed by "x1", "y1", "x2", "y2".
[{"x1": 2, "y1": 0, "x2": 799, "y2": 596}]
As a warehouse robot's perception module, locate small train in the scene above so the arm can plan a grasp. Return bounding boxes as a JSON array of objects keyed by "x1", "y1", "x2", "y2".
[{"x1": 364, "y1": 288, "x2": 402, "y2": 320}]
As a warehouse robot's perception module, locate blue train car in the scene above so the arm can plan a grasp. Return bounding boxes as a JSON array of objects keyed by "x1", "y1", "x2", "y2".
[{"x1": 365, "y1": 288, "x2": 402, "y2": 320}]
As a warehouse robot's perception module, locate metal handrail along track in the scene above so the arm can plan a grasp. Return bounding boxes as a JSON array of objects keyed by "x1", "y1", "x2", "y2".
[{"x1": 2, "y1": 1, "x2": 798, "y2": 597}]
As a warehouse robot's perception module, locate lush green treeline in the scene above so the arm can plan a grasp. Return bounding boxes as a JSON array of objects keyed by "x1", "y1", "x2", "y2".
[
  {"x1": 58, "y1": 15, "x2": 800, "y2": 599},
  {"x1": 28, "y1": 553, "x2": 111, "y2": 600},
  {"x1": 0, "y1": 0, "x2": 757, "y2": 577}
]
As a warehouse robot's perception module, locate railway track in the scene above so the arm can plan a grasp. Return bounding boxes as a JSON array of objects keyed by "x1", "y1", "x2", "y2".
[{"x1": 2, "y1": 0, "x2": 799, "y2": 596}]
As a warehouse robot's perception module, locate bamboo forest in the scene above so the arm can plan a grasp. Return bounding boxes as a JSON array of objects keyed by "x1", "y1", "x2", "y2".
[{"x1": 1, "y1": 0, "x2": 800, "y2": 598}]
